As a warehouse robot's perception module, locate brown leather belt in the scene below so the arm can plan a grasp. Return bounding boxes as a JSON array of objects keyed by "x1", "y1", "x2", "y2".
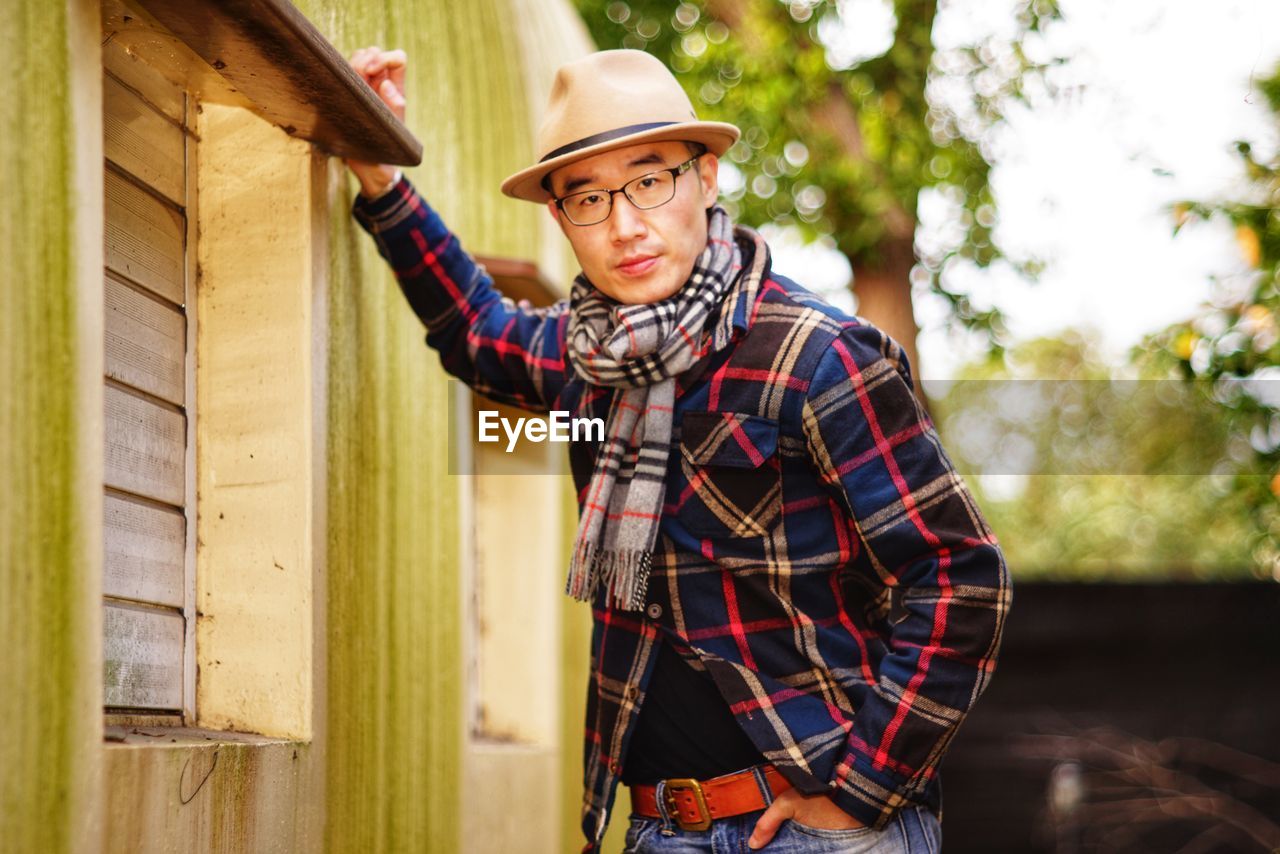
[{"x1": 630, "y1": 765, "x2": 792, "y2": 831}]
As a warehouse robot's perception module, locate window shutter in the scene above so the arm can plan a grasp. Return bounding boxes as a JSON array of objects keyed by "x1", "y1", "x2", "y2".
[{"x1": 102, "y1": 47, "x2": 195, "y2": 716}]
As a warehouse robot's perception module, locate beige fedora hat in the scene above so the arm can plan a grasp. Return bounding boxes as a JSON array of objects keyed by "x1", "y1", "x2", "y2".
[{"x1": 500, "y1": 49, "x2": 740, "y2": 204}]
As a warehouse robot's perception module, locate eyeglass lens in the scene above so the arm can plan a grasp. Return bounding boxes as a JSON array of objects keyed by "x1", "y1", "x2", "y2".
[{"x1": 561, "y1": 170, "x2": 677, "y2": 225}]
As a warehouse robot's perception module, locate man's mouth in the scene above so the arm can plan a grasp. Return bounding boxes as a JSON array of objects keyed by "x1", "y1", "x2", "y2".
[{"x1": 617, "y1": 254, "x2": 659, "y2": 277}]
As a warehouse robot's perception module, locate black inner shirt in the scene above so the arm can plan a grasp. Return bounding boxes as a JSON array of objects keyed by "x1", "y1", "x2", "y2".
[{"x1": 621, "y1": 634, "x2": 767, "y2": 785}]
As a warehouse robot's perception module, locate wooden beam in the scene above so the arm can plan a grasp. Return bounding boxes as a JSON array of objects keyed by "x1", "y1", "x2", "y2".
[
  {"x1": 125, "y1": 0, "x2": 423, "y2": 166},
  {"x1": 475, "y1": 256, "x2": 563, "y2": 308}
]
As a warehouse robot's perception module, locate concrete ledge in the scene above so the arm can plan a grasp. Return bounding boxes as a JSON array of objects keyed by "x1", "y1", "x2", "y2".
[
  {"x1": 105, "y1": 725, "x2": 297, "y2": 747},
  {"x1": 103, "y1": 728, "x2": 317, "y2": 853}
]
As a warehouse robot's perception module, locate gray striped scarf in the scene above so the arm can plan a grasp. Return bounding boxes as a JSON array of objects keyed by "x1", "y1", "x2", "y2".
[{"x1": 565, "y1": 204, "x2": 759, "y2": 610}]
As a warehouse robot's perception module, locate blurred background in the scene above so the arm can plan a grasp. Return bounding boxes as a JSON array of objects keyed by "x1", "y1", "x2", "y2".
[
  {"x1": 7, "y1": 1, "x2": 1277, "y2": 853},
  {"x1": 569, "y1": 0, "x2": 1280, "y2": 850}
]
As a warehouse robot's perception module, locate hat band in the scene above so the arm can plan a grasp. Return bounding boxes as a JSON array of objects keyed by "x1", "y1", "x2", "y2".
[{"x1": 538, "y1": 121, "x2": 679, "y2": 163}]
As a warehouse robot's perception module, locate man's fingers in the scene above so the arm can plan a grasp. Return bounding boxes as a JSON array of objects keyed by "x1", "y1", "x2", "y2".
[
  {"x1": 386, "y1": 53, "x2": 407, "y2": 91},
  {"x1": 350, "y1": 48, "x2": 379, "y2": 79},
  {"x1": 346, "y1": 47, "x2": 407, "y2": 121},
  {"x1": 348, "y1": 45, "x2": 392, "y2": 73},
  {"x1": 342, "y1": 46, "x2": 404, "y2": 182},
  {"x1": 377, "y1": 79, "x2": 406, "y2": 120},
  {"x1": 366, "y1": 49, "x2": 406, "y2": 75},
  {"x1": 747, "y1": 801, "x2": 791, "y2": 850}
]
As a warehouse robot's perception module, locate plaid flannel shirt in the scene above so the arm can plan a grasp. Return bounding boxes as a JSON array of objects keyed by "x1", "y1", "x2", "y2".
[{"x1": 354, "y1": 176, "x2": 1011, "y2": 851}]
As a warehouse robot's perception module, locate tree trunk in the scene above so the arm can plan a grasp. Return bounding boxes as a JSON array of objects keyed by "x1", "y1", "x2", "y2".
[
  {"x1": 704, "y1": 0, "x2": 929, "y2": 391},
  {"x1": 851, "y1": 236, "x2": 924, "y2": 393}
]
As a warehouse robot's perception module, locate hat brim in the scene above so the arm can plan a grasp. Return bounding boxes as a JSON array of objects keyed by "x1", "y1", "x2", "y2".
[{"x1": 500, "y1": 121, "x2": 741, "y2": 204}]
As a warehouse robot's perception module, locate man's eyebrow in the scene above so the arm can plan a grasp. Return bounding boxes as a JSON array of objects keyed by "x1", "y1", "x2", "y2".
[{"x1": 559, "y1": 151, "x2": 670, "y2": 194}]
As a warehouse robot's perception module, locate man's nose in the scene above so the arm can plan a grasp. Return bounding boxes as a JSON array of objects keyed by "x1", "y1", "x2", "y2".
[{"x1": 607, "y1": 192, "x2": 647, "y2": 242}]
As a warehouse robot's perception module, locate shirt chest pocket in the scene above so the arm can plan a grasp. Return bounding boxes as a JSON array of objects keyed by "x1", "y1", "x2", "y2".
[{"x1": 677, "y1": 411, "x2": 783, "y2": 539}]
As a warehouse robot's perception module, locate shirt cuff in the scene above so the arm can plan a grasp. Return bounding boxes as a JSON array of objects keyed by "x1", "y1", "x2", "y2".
[
  {"x1": 827, "y1": 748, "x2": 922, "y2": 831},
  {"x1": 351, "y1": 170, "x2": 418, "y2": 231}
]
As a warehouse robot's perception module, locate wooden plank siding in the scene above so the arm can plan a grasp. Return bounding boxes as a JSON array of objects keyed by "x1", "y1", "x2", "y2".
[
  {"x1": 103, "y1": 168, "x2": 185, "y2": 305},
  {"x1": 101, "y1": 52, "x2": 193, "y2": 715},
  {"x1": 102, "y1": 602, "x2": 185, "y2": 710},
  {"x1": 103, "y1": 492, "x2": 185, "y2": 607},
  {"x1": 102, "y1": 384, "x2": 186, "y2": 507},
  {"x1": 102, "y1": 74, "x2": 185, "y2": 204},
  {"x1": 104, "y1": 273, "x2": 186, "y2": 406}
]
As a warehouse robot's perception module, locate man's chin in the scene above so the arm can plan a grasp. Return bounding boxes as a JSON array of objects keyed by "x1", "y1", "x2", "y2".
[{"x1": 607, "y1": 276, "x2": 684, "y2": 306}]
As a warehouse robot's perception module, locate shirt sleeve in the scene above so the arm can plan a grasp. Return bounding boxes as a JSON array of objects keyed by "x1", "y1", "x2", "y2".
[
  {"x1": 351, "y1": 174, "x2": 571, "y2": 412},
  {"x1": 800, "y1": 321, "x2": 1012, "y2": 830}
]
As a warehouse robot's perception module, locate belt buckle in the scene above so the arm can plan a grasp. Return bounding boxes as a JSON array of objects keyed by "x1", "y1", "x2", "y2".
[{"x1": 662, "y1": 777, "x2": 712, "y2": 831}]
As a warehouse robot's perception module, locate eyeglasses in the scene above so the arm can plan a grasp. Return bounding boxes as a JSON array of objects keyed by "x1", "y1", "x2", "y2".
[{"x1": 553, "y1": 155, "x2": 703, "y2": 226}]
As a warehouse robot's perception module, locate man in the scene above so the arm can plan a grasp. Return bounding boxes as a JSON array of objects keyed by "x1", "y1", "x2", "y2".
[{"x1": 347, "y1": 46, "x2": 1010, "y2": 853}]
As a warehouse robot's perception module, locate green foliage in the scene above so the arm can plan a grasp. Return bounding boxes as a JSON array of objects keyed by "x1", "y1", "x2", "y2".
[
  {"x1": 1150, "y1": 62, "x2": 1280, "y2": 568},
  {"x1": 571, "y1": 0, "x2": 1062, "y2": 341},
  {"x1": 931, "y1": 331, "x2": 1260, "y2": 580}
]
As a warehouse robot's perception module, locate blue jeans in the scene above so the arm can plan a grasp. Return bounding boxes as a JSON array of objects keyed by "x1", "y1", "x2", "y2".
[{"x1": 621, "y1": 803, "x2": 941, "y2": 853}]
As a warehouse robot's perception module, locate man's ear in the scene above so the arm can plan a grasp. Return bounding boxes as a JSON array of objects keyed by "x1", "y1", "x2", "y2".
[
  {"x1": 698, "y1": 153, "x2": 720, "y2": 208},
  {"x1": 546, "y1": 199, "x2": 561, "y2": 226}
]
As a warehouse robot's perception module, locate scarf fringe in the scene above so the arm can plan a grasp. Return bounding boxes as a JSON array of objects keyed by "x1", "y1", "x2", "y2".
[{"x1": 566, "y1": 542, "x2": 654, "y2": 612}]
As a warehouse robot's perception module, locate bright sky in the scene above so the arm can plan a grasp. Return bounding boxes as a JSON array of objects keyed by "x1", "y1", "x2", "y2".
[{"x1": 766, "y1": 0, "x2": 1280, "y2": 381}]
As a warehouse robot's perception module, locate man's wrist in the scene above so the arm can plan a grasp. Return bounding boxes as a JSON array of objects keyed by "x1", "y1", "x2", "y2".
[{"x1": 358, "y1": 167, "x2": 402, "y2": 200}]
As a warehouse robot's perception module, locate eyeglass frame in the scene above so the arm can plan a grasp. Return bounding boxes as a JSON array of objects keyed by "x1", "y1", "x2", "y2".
[{"x1": 551, "y1": 153, "x2": 706, "y2": 226}]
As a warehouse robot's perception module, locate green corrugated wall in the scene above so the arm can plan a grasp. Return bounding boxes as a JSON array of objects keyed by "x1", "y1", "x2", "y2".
[
  {"x1": 299, "y1": 1, "x2": 597, "y2": 851},
  {"x1": 0, "y1": 1, "x2": 102, "y2": 853}
]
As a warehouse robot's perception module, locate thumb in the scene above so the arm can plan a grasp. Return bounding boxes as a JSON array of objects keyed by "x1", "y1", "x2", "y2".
[{"x1": 747, "y1": 800, "x2": 792, "y2": 850}]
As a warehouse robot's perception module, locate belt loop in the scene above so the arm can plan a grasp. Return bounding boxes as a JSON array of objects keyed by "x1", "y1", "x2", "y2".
[
  {"x1": 751, "y1": 765, "x2": 775, "y2": 807},
  {"x1": 654, "y1": 780, "x2": 677, "y2": 836}
]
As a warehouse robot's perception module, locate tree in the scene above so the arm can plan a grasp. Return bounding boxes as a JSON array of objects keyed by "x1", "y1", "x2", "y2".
[
  {"x1": 571, "y1": 0, "x2": 1062, "y2": 379},
  {"x1": 931, "y1": 330, "x2": 1257, "y2": 579},
  {"x1": 1150, "y1": 63, "x2": 1280, "y2": 568}
]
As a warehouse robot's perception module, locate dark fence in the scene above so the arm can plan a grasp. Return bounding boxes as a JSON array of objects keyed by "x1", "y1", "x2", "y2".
[{"x1": 940, "y1": 581, "x2": 1280, "y2": 853}]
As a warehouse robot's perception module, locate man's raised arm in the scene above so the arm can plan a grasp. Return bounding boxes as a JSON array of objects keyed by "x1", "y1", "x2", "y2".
[{"x1": 345, "y1": 48, "x2": 571, "y2": 413}]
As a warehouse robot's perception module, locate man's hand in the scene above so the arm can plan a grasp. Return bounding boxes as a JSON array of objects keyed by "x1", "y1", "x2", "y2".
[
  {"x1": 345, "y1": 46, "x2": 408, "y2": 197},
  {"x1": 747, "y1": 787, "x2": 866, "y2": 849}
]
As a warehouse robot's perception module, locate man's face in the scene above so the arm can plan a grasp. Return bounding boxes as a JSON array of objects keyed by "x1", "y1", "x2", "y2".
[{"x1": 546, "y1": 140, "x2": 720, "y2": 305}]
